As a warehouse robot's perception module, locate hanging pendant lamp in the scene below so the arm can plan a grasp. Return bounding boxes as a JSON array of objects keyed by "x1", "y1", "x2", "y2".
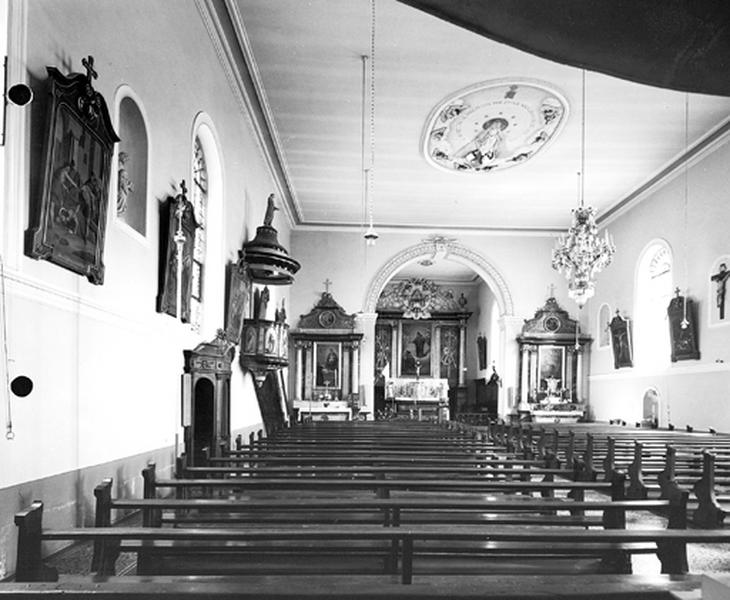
[{"x1": 552, "y1": 71, "x2": 615, "y2": 307}]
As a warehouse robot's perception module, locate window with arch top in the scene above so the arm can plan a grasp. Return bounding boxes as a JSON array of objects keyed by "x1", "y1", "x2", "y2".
[
  {"x1": 189, "y1": 137, "x2": 208, "y2": 331},
  {"x1": 635, "y1": 241, "x2": 673, "y2": 370}
]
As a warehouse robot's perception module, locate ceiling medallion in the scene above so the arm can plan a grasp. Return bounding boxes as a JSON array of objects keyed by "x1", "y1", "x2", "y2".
[{"x1": 423, "y1": 79, "x2": 568, "y2": 173}]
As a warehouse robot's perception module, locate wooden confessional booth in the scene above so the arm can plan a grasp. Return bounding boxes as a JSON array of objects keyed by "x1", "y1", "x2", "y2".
[{"x1": 182, "y1": 334, "x2": 235, "y2": 465}]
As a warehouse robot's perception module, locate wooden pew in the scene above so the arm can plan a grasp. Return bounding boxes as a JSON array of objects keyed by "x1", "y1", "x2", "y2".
[
  {"x1": 17, "y1": 495, "x2": 717, "y2": 584},
  {"x1": 141, "y1": 463, "x2": 624, "y2": 502}
]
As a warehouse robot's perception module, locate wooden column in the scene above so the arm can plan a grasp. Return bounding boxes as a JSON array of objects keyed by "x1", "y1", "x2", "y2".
[
  {"x1": 304, "y1": 342, "x2": 314, "y2": 401},
  {"x1": 389, "y1": 324, "x2": 398, "y2": 379},
  {"x1": 351, "y1": 343, "x2": 360, "y2": 395},
  {"x1": 295, "y1": 343, "x2": 304, "y2": 400},
  {"x1": 458, "y1": 322, "x2": 466, "y2": 386},
  {"x1": 520, "y1": 346, "x2": 530, "y2": 405},
  {"x1": 342, "y1": 343, "x2": 351, "y2": 400}
]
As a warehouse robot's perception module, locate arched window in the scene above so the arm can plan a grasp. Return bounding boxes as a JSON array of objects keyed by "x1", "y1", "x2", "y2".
[
  {"x1": 189, "y1": 137, "x2": 208, "y2": 331},
  {"x1": 635, "y1": 241, "x2": 673, "y2": 370},
  {"x1": 597, "y1": 303, "x2": 610, "y2": 349},
  {"x1": 190, "y1": 116, "x2": 224, "y2": 338}
]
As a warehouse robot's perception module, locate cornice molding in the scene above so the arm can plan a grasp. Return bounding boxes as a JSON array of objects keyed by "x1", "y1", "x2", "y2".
[
  {"x1": 295, "y1": 223, "x2": 560, "y2": 237},
  {"x1": 195, "y1": 0, "x2": 301, "y2": 228},
  {"x1": 598, "y1": 116, "x2": 730, "y2": 227}
]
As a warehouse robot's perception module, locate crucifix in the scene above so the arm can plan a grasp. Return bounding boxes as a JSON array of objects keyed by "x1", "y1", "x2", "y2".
[
  {"x1": 173, "y1": 180, "x2": 188, "y2": 321},
  {"x1": 323, "y1": 278, "x2": 332, "y2": 294},
  {"x1": 548, "y1": 283, "x2": 556, "y2": 298},
  {"x1": 711, "y1": 262, "x2": 730, "y2": 320}
]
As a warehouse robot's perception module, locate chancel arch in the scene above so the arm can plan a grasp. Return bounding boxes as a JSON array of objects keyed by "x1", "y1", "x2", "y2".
[
  {"x1": 360, "y1": 238, "x2": 516, "y2": 418},
  {"x1": 363, "y1": 238, "x2": 514, "y2": 317}
]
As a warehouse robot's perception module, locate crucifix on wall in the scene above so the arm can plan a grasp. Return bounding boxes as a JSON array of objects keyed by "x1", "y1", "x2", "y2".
[{"x1": 711, "y1": 262, "x2": 729, "y2": 320}]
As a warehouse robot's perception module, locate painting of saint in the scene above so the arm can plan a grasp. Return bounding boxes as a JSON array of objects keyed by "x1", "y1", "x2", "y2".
[
  {"x1": 315, "y1": 342, "x2": 340, "y2": 388},
  {"x1": 401, "y1": 323, "x2": 432, "y2": 376}
]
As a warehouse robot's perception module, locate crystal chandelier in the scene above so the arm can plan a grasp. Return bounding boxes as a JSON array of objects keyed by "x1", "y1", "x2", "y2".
[{"x1": 552, "y1": 71, "x2": 615, "y2": 307}]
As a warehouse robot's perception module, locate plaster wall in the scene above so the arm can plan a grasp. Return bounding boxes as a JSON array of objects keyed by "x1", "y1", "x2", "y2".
[
  {"x1": 0, "y1": 0, "x2": 288, "y2": 577},
  {"x1": 586, "y1": 137, "x2": 730, "y2": 430}
]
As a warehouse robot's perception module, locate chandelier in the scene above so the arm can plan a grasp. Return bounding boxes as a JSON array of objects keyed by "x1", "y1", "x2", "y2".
[{"x1": 552, "y1": 71, "x2": 615, "y2": 307}]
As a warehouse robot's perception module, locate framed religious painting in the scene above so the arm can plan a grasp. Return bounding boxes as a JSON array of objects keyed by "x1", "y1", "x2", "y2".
[
  {"x1": 609, "y1": 312, "x2": 633, "y2": 369},
  {"x1": 667, "y1": 291, "x2": 700, "y2": 361},
  {"x1": 25, "y1": 56, "x2": 119, "y2": 284},
  {"x1": 537, "y1": 345, "x2": 565, "y2": 397},
  {"x1": 400, "y1": 321, "x2": 433, "y2": 377},
  {"x1": 313, "y1": 341, "x2": 342, "y2": 390},
  {"x1": 224, "y1": 252, "x2": 251, "y2": 344}
]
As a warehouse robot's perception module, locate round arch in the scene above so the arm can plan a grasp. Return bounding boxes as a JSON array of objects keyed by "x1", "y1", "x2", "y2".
[
  {"x1": 363, "y1": 239, "x2": 514, "y2": 316},
  {"x1": 191, "y1": 112, "x2": 225, "y2": 338}
]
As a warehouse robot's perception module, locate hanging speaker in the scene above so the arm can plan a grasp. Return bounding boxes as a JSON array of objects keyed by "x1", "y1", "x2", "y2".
[
  {"x1": 10, "y1": 375, "x2": 33, "y2": 397},
  {"x1": 6, "y1": 83, "x2": 33, "y2": 107}
]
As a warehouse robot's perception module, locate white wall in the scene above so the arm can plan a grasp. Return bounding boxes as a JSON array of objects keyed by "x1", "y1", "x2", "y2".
[
  {"x1": 0, "y1": 0, "x2": 288, "y2": 490},
  {"x1": 586, "y1": 135, "x2": 730, "y2": 430}
]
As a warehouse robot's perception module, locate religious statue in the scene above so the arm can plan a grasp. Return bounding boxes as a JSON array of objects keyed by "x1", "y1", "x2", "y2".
[
  {"x1": 476, "y1": 333, "x2": 487, "y2": 370},
  {"x1": 158, "y1": 181, "x2": 198, "y2": 322},
  {"x1": 263, "y1": 193, "x2": 278, "y2": 227},
  {"x1": 258, "y1": 285, "x2": 270, "y2": 320},
  {"x1": 711, "y1": 262, "x2": 729, "y2": 320},
  {"x1": 117, "y1": 151, "x2": 134, "y2": 216}
]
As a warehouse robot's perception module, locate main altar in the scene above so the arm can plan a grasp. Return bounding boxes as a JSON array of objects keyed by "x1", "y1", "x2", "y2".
[{"x1": 385, "y1": 377, "x2": 450, "y2": 421}]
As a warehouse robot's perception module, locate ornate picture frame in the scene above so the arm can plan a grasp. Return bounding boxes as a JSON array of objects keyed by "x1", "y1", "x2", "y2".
[
  {"x1": 224, "y1": 253, "x2": 251, "y2": 344},
  {"x1": 25, "y1": 56, "x2": 119, "y2": 284},
  {"x1": 400, "y1": 321, "x2": 433, "y2": 377},
  {"x1": 314, "y1": 341, "x2": 342, "y2": 390},
  {"x1": 609, "y1": 312, "x2": 633, "y2": 369},
  {"x1": 667, "y1": 291, "x2": 700, "y2": 361}
]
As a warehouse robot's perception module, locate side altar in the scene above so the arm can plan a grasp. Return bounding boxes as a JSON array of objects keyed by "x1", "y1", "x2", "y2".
[
  {"x1": 516, "y1": 297, "x2": 591, "y2": 423},
  {"x1": 290, "y1": 290, "x2": 366, "y2": 421}
]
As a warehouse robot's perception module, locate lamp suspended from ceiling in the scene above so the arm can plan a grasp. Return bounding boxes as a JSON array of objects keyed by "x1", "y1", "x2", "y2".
[
  {"x1": 362, "y1": 0, "x2": 378, "y2": 246},
  {"x1": 552, "y1": 70, "x2": 615, "y2": 308}
]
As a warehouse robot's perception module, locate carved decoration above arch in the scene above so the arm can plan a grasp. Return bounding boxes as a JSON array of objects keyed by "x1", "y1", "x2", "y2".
[{"x1": 363, "y1": 237, "x2": 514, "y2": 316}]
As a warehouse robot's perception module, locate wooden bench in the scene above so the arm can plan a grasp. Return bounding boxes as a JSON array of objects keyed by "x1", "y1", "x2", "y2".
[
  {"x1": 142, "y1": 463, "x2": 624, "y2": 503},
  {"x1": 16, "y1": 497, "x2": 712, "y2": 584}
]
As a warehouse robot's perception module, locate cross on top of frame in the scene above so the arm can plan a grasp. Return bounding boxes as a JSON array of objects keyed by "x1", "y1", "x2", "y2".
[{"x1": 81, "y1": 56, "x2": 98, "y2": 81}]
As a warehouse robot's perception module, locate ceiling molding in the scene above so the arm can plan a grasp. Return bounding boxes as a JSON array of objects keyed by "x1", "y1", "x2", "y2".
[
  {"x1": 195, "y1": 0, "x2": 302, "y2": 227},
  {"x1": 598, "y1": 116, "x2": 730, "y2": 226},
  {"x1": 294, "y1": 222, "x2": 561, "y2": 237}
]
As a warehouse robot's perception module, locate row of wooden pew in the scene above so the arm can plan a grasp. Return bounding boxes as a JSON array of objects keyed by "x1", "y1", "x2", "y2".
[
  {"x1": 6, "y1": 419, "x2": 730, "y2": 599},
  {"x1": 479, "y1": 420, "x2": 730, "y2": 527}
]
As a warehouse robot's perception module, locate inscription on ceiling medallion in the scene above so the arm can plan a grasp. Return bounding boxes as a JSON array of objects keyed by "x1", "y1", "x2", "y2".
[{"x1": 423, "y1": 79, "x2": 568, "y2": 173}]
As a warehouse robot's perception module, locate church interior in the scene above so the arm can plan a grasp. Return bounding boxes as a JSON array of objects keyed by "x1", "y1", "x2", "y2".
[{"x1": 1, "y1": 0, "x2": 730, "y2": 597}]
